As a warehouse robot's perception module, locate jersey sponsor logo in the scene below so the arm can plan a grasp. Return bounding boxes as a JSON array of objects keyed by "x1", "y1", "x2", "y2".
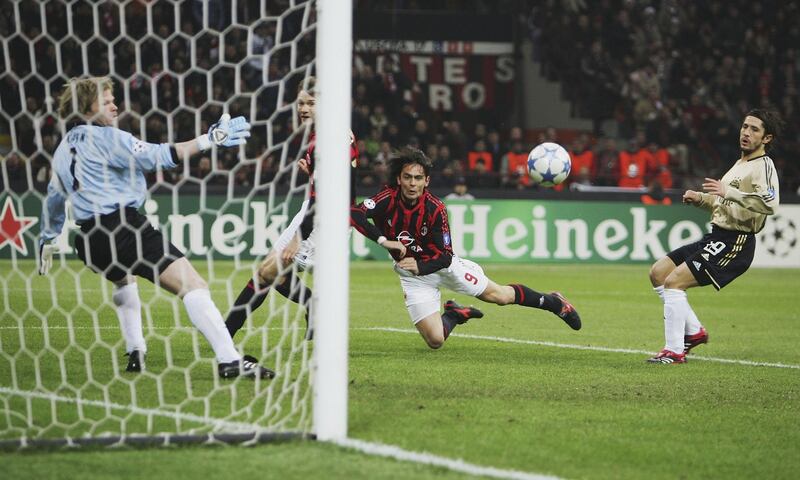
[
  {"x1": 364, "y1": 199, "x2": 375, "y2": 209},
  {"x1": 397, "y1": 230, "x2": 422, "y2": 253},
  {"x1": 701, "y1": 253, "x2": 710, "y2": 261},
  {"x1": 692, "y1": 260, "x2": 702, "y2": 270}
]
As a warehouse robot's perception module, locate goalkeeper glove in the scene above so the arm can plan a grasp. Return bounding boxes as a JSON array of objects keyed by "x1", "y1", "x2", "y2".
[
  {"x1": 38, "y1": 242, "x2": 58, "y2": 275},
  {"x1": 197, "y1": 113, "x2": 251, "y2": 150}
]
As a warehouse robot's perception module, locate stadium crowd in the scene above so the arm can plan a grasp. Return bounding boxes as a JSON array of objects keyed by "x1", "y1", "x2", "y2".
[{"x1": 2, "y1": 0, "x2": 798, "y2": 198}]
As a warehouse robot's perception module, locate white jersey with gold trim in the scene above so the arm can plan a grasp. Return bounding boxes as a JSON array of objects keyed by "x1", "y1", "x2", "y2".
[{"x1": 696, "y1": 154, "x2": 779, "y2": 233}]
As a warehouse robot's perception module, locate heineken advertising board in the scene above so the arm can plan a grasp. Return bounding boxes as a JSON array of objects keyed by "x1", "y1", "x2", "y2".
[{"x1": 1, "y1": 195, "x2": 798, "y2": 267}]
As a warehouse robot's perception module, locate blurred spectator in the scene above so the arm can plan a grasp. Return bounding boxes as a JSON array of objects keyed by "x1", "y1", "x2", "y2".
[
  {"x1": 500, "y1": 140, "x2": 530, "y2": 189},
  {"x1": 485, "y1": 130, "x2": 503, "y2": 169},
  {"x1": 369, "y1": 104, "x2": 389, "y2": 134},
  {"x1": 618, "y1": 136, "x2": 651, "y2": 188},
  {"x1": 594, "y1": 137, "x2": 621, "y2": 187},
  {"x1": 647, "y1": 142, "x2": 673, "y2": 189},
  {"x1": 444, "y1": 177, "x2": 475, "y2": 200},
  {"x1": 569, "y1": 165, "x2": 593, "y2": 191},
  {"x1": 467, "y1": 139, "x2": 494, "y2": 172},
  {"x1": 465, "y1": 158, "x2": 499, "y2": 189},
  {"x1": 641, "y1": 180, "x2": 672, "y2": 205},
  {"x1": 568, "y1": 133, "x2": 595, "y2": 186}
]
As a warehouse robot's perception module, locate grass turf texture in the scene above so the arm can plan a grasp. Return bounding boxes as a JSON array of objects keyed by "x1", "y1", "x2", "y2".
[{"x1": 2, "y1": 260, "x2": 799, "y2": 479}]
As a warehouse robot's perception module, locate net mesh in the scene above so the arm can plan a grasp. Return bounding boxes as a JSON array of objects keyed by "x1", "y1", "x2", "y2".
[{"x1": 0, "y1": 0, "x2": 318, "y2": 447}]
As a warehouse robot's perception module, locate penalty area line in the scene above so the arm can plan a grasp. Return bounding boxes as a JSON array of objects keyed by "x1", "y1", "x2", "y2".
[
  {"x1": 332, "y1": 437, "x2": 561, "y2": 480},
  {"x1": 358, "y1": 327, "x2": 800, "y2": 370}
]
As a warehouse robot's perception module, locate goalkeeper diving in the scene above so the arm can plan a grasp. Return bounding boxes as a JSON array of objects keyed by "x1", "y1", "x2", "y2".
[{"x1": 38, "y1": 76, "x2": 273, "y2": 379}]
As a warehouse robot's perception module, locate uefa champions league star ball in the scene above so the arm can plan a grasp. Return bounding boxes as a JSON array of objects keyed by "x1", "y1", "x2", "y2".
[{"x1": 527, "y1": 142, "x2": 572, "y2": 187}]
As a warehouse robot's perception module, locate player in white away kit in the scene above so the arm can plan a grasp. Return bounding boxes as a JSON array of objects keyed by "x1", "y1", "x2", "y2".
[
  {"x1": 38, "y1": 76, "x2": 273, "y2": 379},
  {"x1": 647, "y1": 109, "x2": 783, "y2": 364}
]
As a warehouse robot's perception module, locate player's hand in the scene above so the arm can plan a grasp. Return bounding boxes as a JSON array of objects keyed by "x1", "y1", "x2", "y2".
[
  {"x1": 381, "y1": 240, "x2": 406, "y2": 259},
  {"x1": 281, "y1": 235, "x2": 301, "y2": 267},
  {"x1": 38, "y1": 243, "x2": 58, "y2": 275},
  {"x1": 298, "y1": 157, "x2": 310, "y2": 175},
  {"x1": 702, "y1": 178, "x2": 727, "y2": 198},
  {"x1": 682, "y1": 190, "x2": 702, "y2": 205},
  {"x1": 396, "y1": 257, "x2": 419, "y2": 275},
  {"x1": 208, "y1": 114, "x2": 251, "y2": 147}
]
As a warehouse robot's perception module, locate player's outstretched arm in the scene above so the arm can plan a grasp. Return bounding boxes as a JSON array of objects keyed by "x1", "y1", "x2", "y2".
[{"x1": 174, "y1": 113, "x2": 251, "y2": 158}]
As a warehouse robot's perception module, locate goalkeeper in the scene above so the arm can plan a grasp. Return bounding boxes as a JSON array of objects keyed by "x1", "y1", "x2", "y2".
[{"x1": 38, "y1": 76, "x2": 273, "y2": 380}]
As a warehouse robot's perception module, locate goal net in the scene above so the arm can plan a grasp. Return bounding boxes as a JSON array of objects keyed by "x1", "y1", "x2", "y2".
[{"x1": 0, "y1": 0, "x2": 348, "y2": 448}]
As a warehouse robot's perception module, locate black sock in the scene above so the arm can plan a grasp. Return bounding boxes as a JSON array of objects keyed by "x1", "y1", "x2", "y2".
[
  {"x1": 274, "y1": 274, "x2": 312, "y2": 310},
  {"x1": 226, "y1": 279, "x2": 269, "y2": 338},
  {"x1": 275, "y1": 274, "x2": 313, "y2": 336},
  {"x1": 441, "y1": 310, "x2": 461, "y2": 339},
  {"x1": 509, "y1": 284, "x2": 561, "y2": 314}
]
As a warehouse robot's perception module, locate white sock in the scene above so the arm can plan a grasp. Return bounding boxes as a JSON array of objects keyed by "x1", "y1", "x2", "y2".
[
  {"x1": 112, "y1": 283, "x2": 146, "y2": 354},
  {"x1": 182, "y1": 289, "x2": 241, "y2": 363},
  {"x1": 684, "y1": 304, "x2": 702, "y2": 336},
  {"x1": 656, "y1": 285, "x2": 702, "y2": 335},
  {"x1": 653, "y1": 285, "x2": 665, "y2": 302},
  {"x1": 663, "y1": 289, "x2": 688, "y2": 354}
]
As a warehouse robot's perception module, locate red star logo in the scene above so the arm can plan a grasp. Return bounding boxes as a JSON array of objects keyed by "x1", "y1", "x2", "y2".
[{"x1": 0, "y1": 197, "x2": 38, "y2": 255}]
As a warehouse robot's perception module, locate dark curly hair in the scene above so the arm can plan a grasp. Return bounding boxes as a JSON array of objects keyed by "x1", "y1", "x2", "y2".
[
  {"x1": 745, "y1": 109, "x2": 784, "y2": 151},
  {"x1": 389, "y1": 147, "x2": 433, "y2": 181}
]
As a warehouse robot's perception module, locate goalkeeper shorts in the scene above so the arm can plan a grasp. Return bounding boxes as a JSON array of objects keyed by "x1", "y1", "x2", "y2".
[{"x1": 74, "y1": 207, "x2": 184, "y2": 283}]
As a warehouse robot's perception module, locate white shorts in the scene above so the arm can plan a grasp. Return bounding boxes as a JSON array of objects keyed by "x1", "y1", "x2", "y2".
[
  {"x1": 395, "y1": 255, "x2": 489, "y2": 324},
  {"x1": 274, "y1": 200, "x2": 315, "y2": 272}
]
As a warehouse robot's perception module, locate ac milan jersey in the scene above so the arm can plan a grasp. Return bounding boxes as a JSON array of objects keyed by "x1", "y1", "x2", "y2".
[
  {"x1": 299, "y1": 131, "x2": 360, "y2": 239},
  {"x1": 303, "y1": 132, "x2": 359, "y2": 202},
  {"x1": 351, "y1": 186, "x2": 453, "y2": 275}
]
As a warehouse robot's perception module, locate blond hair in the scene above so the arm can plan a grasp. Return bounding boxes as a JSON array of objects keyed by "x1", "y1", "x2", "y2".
[{"x1": 57, "y1": 76, "x2": 114, "y2": 119}]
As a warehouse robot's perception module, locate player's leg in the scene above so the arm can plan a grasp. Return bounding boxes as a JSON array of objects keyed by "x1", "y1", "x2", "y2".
[
  {"x1": 398, "y1": 272, "x2": 465, "y2": 349},
  {"x1": 477, "y1": 281, "x2": 581, "y2": 330},
  {"x1": 413, "y1": 301, "x2": 476, "y2": 349},
  {"x1": 157, "y1": 257, "x2": 275, "y2": 379},
  {"x1": 227, "y1": 216, "x2": 312, "y2": 337},
  {"x1": 225, "y1": 253, "x2": 276, "y2": 338},
  {"x1": 74, "y1": 212, "x2": 147, "y2": 372},
  {"x1": 111, "y1": 276, "x2": 147, "y2": 372},
  {"x1": 651, "y1": 244, "x2": 707, "y2": 357},
  {"x1": 647, "y1": 262, "x2": 699, "y2": 364}
]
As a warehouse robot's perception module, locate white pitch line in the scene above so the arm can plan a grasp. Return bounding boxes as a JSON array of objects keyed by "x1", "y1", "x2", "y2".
[
  {"x1": 3, "y1": 325, "x2": 798, "y2": 369},
  {"x1": 359, "y1": 327, "x2": 800, "y2": 370},
  {"x1": 0, "y1": 386, "x2": 263, "y2": 433},
  {"x1": 332, "y1": 437, "x2": 561, "y2": 480}
]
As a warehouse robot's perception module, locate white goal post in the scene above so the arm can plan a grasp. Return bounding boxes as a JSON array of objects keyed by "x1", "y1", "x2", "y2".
[{"x1": 312, "y1": 0, "x2": 352, "y2": 441}]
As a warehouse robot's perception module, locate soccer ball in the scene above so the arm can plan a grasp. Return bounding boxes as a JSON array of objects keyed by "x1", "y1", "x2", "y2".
[{"x1": 527, "y1": 142, "x2": 572, "y2": 187}]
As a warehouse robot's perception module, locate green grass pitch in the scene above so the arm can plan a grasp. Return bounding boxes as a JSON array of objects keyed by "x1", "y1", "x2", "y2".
[{"x1": 2, "y1": 260, "x2": 799, "y2": 479}]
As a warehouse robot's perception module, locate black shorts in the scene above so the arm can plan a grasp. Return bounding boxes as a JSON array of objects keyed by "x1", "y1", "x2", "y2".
[
  {"x1": 74, "y1": 207, "x2": 184, "y2": 283},
  {"x1": 667, "y1": 225, "x2": 755, "y2": 290}
]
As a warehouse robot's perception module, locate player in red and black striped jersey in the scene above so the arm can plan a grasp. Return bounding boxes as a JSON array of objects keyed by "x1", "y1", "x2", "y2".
[
  {"x1": 351, "y1": 147, "x2": 582, "y2": 349},
  {"x1": 225, "y1": 76, "x2": 358, "y2": 341}
]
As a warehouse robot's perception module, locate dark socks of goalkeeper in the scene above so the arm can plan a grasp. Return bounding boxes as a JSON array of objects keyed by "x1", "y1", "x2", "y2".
[
  {"x1": 441, "y1": 310, "x2": 462, "y2": 339},
  {"x1": 225, "y1": 279, "x2": 270, "y2": 337},
  {"x1": 509, "y1": 284, "x2": 561, "y2": 314}
]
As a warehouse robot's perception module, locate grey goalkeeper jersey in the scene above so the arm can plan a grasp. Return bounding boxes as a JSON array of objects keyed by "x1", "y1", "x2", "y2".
[{"x1": 695, "y1": 154, "x2": 779, "y2": 234}]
